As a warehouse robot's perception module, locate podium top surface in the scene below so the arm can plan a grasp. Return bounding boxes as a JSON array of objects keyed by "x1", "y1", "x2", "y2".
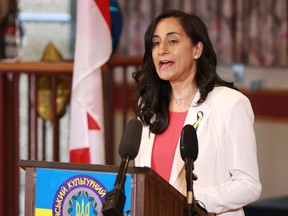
[{"x1": 19, "y1": 160, "x2": 150, "y2": 174}]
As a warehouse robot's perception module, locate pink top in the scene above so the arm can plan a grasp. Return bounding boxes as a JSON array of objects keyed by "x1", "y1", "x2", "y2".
[{"x1": 151, "y1": 111, "x2": 188, "y2": 182}]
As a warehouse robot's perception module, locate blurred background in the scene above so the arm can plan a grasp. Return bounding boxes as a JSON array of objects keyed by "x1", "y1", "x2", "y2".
[{"x1": 0, "y1": 0, "x2": 287, "y2": 215}]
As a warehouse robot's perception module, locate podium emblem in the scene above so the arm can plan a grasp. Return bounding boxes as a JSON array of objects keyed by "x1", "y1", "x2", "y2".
[
  {"x1": 34, "y1": 168, "x2": 132, "y2": 215},
  {"x1": 52, "y1": 175, "x2": 107, "y2": 216}
]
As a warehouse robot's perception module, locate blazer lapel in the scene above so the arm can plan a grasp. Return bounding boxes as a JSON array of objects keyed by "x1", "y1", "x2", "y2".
[
  {"x1": 170, "y1": 90, "x2": 213, "y2": 187},
  {"x1": 138, "y1": 126, "x2": 155, "y2": 167}
]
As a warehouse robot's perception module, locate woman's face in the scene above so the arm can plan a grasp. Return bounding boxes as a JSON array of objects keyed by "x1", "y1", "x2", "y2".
[{"x1": 151, "y1": 17, "x2": 199, "y2": 84}]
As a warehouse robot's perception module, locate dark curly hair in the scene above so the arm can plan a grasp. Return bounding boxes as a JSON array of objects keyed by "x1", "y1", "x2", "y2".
[{"x1": 132, "y1": 10, "x2": 237, "y2": 134}]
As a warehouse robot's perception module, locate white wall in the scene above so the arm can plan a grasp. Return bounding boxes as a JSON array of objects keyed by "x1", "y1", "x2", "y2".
[
  {"x1": 255, "y1": 120, "x2": 288, "y2": 199},
  {"x1": 218, "y1": 65, "x2": 288, "y2": 90}
]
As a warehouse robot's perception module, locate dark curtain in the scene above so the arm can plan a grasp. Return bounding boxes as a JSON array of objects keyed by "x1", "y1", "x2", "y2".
[{"x1": 116, "y1": 0, "x2": 288, "y2": 67}]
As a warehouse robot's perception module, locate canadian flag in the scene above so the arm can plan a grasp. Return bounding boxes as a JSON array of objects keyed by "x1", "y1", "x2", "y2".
[{"x1": 69, "y1": 0, "x2": 112, "y2": 164}]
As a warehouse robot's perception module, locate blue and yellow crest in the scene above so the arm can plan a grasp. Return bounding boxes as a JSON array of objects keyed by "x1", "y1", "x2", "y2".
[
  {"x1": 52, "y1": 175, "x2": 106, "y2": 216},
  {"x1": 35, "y1": 168, "x2": 132, "y2": 216}
]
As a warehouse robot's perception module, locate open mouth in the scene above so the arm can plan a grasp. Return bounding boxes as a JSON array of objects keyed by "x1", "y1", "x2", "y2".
[{"x1": 159, "y1": 60, "x2": 174, "y2": 68}]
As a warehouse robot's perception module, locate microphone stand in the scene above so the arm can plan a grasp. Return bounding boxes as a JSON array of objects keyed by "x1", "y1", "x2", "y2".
[
  {"x1": 185, "y1": 158, "x2": 198, "y2": 216},
  {"x1": 102, "y1": 155, "x2": 130, "y2": 216}
]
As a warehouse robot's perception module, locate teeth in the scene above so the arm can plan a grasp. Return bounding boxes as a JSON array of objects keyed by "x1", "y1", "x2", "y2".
[
  {"x1": 160, "y1": 60, "x2": 169, "y2": 65},
  {"x1": 159, "y1": 60, "x2": 173, "y2": 67}
]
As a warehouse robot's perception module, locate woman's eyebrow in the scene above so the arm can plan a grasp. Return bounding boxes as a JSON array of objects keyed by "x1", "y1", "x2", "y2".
[{"x1": 152, "y1": 31, "x2": 181, "y2": 38}]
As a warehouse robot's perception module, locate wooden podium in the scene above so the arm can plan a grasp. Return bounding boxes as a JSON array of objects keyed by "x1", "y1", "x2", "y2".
[{"x1": 19, "y1": 160, "x2": 214, "y2": 216}]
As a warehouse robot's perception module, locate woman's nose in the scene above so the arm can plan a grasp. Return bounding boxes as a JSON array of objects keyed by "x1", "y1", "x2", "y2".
[{"x1": 158, "y1": 43, "x2": 168, "y2": 55}]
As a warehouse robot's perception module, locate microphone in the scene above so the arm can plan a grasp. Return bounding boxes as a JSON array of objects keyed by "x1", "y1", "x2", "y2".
[
  {"x1": 102, "y1": 119, "x2": 142, "y2": 216},
  {"x1": 180, "y1": 124, "x2": 198, "y2": 161},
  {"x1": 180, "y1": 124, "x2": 199, "y2": 216}
]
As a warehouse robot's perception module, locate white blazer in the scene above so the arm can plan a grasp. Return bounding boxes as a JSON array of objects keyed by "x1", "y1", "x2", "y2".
[{"x1": 135, "y1": 86, "x2": 262, "y2": 216}]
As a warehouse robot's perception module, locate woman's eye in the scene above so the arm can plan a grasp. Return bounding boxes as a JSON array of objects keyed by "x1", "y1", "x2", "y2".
[
  {"x1": 169, "y1": 39, "x2": 178, "y2": 44},
  {"x1": 152, "y1": 41, "x2": 160, "y2": 47}
]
